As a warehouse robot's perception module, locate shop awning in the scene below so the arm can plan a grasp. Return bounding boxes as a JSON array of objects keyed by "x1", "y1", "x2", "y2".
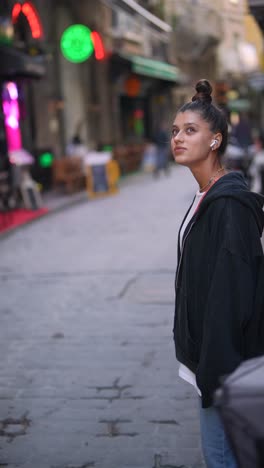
[
  {"x1": 227, "y1": 99, "x2": 251, "y2": 112},
  {"x1": 116, "y1": 53, "x2": 185, "y2": 83},
  {"x1": 0, "y1": 45, "x2": 45, "y2": 79},
  {"x1": 131, "y1": 55, "x2": 181, "y2": 82}
]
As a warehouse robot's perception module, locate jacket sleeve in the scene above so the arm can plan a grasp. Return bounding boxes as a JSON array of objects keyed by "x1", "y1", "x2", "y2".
[{"x1": 195, "y1": 247, "x2": 256, "y2": 407}]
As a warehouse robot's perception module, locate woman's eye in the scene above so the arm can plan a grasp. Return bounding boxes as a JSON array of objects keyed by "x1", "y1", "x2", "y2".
[
  {"x1": 171, "y1": 129, "x2": 178, "y2": 137},
  {"x1": 186, "y1": 127, "x2": 195, "y2": 134}
]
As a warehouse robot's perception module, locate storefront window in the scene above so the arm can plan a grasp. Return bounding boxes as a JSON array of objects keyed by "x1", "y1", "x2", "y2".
[{"x1": 120, "y1": 96, "x2": 149, "y2": 141}]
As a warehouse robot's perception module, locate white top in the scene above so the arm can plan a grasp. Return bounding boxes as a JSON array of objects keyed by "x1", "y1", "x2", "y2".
[
  {"x1": 178, "y1": 189, "x2": 205, "y2": 397},
  {"x1": 179, "y1": 189, "x2": 205, "y2": 246}
]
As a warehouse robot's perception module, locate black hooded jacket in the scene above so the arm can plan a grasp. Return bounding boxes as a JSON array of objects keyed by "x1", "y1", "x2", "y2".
[{"x1": 174, "y1": 172, "x2": 264, "y2": 408}]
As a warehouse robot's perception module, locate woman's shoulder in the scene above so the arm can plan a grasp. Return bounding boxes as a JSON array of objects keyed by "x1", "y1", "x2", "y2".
[
  {"x1": 208, "y1": 193, "x2": 256, "y2": 216},
  {"x1": 206, "y1": 196, "x2": 247, "y2": 222},
  {"x1": 207, "y1": 195, "x2": 263, "y2": 257},
  {"x1": 209, "y1": 197, "x2": 262, "y2": 238}
]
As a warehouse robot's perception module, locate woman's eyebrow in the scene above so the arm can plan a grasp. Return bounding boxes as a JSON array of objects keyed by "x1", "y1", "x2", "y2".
[
  {"x1": 183, "y1": 122, "x2": 199, "y2": 127},
  {"x1": 172, "y1": 122, "x2": 199, "y2": 127}
]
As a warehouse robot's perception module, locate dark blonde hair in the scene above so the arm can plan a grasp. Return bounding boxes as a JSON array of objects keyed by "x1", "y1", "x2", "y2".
[{"x1": 178, "y1": 79, "x2": 228, "y2": 156}]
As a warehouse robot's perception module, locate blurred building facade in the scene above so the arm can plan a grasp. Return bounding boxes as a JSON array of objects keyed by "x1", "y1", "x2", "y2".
[
  {"x1": 1, "y1": 0, "x2": 264, "y2": 183},
  {"x1": 0, "y1": 0, "x2": 187, "y2": 178},
  {"x1": 248, "y1": 0, "x2": 264, "y2": 128},
  {"x1": 107, "y1": 0, "x2": 185, "y2": 145},
  {"x1": 162, "y1": 0, "x2": 222, "y2": 108},
  {"x1": 160, "y1": 0, "x2": 261, "y2": 105},
  {"x1": 0, "y1": 0, "x2": 47, "y2": 166}
]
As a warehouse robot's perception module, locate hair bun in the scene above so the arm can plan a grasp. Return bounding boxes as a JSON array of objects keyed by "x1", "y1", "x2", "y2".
[{"x1": 192, "y1": 79, "x2": 212, "y2": 104}]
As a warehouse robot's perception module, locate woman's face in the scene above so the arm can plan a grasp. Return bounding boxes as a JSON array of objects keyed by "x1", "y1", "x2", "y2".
[{"x1": 171, "y1": 110, "x2": 216, "y2": 168}]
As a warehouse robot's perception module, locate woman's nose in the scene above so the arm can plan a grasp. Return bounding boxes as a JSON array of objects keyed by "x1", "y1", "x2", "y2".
[{"x1": 173, "y1": 130, "x2": 184, "y2": 142}]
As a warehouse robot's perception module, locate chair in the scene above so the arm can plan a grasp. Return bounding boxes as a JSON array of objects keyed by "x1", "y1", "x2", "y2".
[{"x1": 52, "y1": 157, "x2": 86, "y2": 193}]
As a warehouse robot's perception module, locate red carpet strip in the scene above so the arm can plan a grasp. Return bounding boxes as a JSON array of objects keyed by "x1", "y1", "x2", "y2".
[{"x1": 0, "y1": 208, "x2": 49, "y2": 234}]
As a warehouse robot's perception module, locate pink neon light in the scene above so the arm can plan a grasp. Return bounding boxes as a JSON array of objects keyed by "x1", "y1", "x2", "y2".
[
  {"x1": 6, "y1": 82, "x2": 18, "y2": 100},
  {"x1": 12, "y1": 2, "x2": 43, "y2": 39},
  {"x1": 6, "y1": 113, "x2": 19, "y2": 130},
  {"x1": 2, "y1": 83, "x2": 22, "y2": 152}
]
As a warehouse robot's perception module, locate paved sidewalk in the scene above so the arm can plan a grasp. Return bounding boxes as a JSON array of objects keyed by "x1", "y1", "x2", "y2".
[
  {"x1": 0, "y1": 172, "x2": 148, "y2": 240},
  {"x1": 42, "y1": 172, "x2": 149, "y2": 213},
  {"x1": 42, "y1": 188, "x2": 88, "y2": 212},
  {"x1": 0, "y1": 166, "x2": 206, "y2": 468},
  {"x1": 0, "y1": 167, "x2": 263, "y2": 467},
  {"x1": 43, "y1": 172, "x2": 156, "y2": 212}
]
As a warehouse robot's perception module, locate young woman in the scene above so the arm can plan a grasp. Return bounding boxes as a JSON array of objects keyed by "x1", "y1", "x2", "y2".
[{"x1": 171, "y1": 79, "x2": 264, "y2": 468}]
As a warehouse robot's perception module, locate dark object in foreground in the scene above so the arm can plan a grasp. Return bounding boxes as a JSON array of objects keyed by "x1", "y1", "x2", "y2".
[{"x1": 214, "y1": 356, "x2": 264, "y2": 468}]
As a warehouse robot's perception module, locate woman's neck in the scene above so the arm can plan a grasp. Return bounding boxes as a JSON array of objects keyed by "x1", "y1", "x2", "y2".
[{"x1": 191, "y1": 162, "x2": 226, "y2": 193}]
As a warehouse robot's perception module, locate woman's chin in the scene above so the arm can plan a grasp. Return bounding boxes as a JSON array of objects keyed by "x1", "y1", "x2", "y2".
[{"x1": 173, "y1": 155, "x2": 189, "y2": 166}]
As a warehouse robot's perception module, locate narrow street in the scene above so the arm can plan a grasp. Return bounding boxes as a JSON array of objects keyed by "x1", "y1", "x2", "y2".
[{"x1": 0, "y1": 166, "x2": 205, "y2": 468}]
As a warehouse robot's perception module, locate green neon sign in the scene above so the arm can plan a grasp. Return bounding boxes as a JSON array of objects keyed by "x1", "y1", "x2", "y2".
[
  {"x1": 39, "y1": 152, "x2": 54, "y2": 168},
  {"x1": 60, "y1": 24, "x2": 94, "y2": 63}
]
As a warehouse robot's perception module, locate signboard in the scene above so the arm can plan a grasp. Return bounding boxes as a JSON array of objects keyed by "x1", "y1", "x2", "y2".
[
  {"x1": 86, "y1": 160, "x2": 120, "y2": 199},
  {"x1": 60, "y1": 25, "x2": 105, "y2": 63},
  {"x1": 91, "y1": 165, "x2": 108, "y2": 192},
  {"x1": 60, "y1": 25, "x2": 94, "y2": 63}
]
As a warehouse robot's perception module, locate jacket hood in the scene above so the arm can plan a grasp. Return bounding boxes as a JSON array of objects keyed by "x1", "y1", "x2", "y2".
[{"x1": 198, "y1": 172, "x2": 264, "y2": 236}]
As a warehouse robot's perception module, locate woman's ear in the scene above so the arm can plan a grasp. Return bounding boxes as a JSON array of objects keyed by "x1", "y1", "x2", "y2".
[{"x1": 213, "y1": 133, "x2": 222, "y2": 150}]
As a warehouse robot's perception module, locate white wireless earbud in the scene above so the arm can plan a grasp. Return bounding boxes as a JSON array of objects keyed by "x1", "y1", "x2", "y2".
[{"x1": 210, "y1": 139, "x2": 218, "y2": 149}]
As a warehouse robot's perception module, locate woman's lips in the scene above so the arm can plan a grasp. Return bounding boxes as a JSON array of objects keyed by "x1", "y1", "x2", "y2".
[{"x1": 174, "y1": 147, "x2": 187, "y2": 153}]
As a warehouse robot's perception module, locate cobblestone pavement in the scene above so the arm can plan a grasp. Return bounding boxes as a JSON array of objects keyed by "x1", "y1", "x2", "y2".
[{"x1": 0, "y1": 166, "x2": 206, "y2": 468}]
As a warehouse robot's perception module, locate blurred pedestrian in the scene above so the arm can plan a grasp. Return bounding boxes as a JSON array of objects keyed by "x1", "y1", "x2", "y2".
[
  {"x1": 66, "y1": 134, "x2": 88, "y2": 173},
  {"x1": 231, "y1": 112, "x2": 253, "y2": 150},
  {"x1": 153, "y1": 123, "x2": 170, "y2": 177},
  {"x1": 231, "y1": 113, "x2": 254, "y2": 179},
  {"x1": 141, "y1": 138, "x2": 157, "y2": 173},
  {"x1": 171, "y1": 79, "x2": 264, "y2": 468},
  {"x1": 249, "y1": 131, "x2": 264, "y2": 194},
  {"x1": 66, "y1": 134, "x2": 88, "y2": 160}
]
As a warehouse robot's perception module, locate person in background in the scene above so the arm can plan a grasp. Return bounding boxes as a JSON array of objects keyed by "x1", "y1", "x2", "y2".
[
  {"x1": 231, "y1": 112, "x2": 255, "y2": 179},
  {"x1": 231, "y1": 112, "x2": 253, "y2": 150},
  {"x1": 66, "y1": 135, "x2": 88, "y2": 160},
  {"x1": 171, "y1": 79, "x2": 264, "y2": 468},
  {"x1": 153, "y1": 122, "x2": 170, "y2": 177},
  {"x1": 249, "y1": 131, "x2": 264, "y2": 194},
  {"x1": 66, "y1": 134, "x2": 89, "y2": 173},
  {"x1": 141, "y1": 138, "x2": 157, "y2": 173}
]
